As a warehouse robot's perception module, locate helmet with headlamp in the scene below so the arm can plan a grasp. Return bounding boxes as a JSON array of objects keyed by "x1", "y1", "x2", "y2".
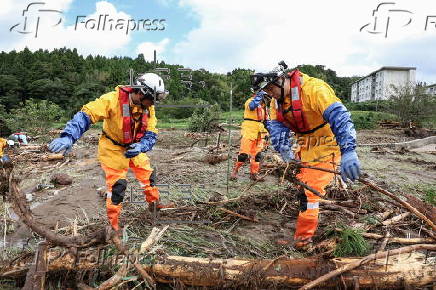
[
  {"x1": 250, "y1": 61, "x2": 289, "y2": 101},
  {"x1": 135, "y1": 73, "x2": 169, "y2": 103}
]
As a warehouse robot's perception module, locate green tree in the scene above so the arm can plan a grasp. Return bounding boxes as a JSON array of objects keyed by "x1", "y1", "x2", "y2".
[{"x1": 388, "y1": 84, "x2": 436, "y2": 126}]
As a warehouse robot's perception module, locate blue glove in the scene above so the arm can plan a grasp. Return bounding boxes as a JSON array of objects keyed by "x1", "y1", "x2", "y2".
[
  {"x1": 48, "y1": 111, "x2": 91, "y2": 154},
  {"x1": 48, "y1": 136, "x2": 73, "y2": 154},
  {"x1": 265, "y1": 120, "x2": 291, "y2": 152},
  {"x1": 340, "y1": 151, "x2": 361, "y2": 182},
  {"x1": 279, "y1": 145, "x2": 295, "y2": 162},
  {"x1": 249, "y1": 91, "x2": 267, "y2": 110},
  {"x1": 0, "y1": 155, "x2": 12, "y2": 168},
  {"x1": 323, "y1": 102, "x2": 357, "y2": 154},
  {"x1": 323, "y1": 102, "x2": 361, "y2": 181},
  {"x1": 124, "y1": 131, "x2": 157, "y2": 158},
  {"x1": 125, "y1": 143, "x2": 142, "y2": 158}
]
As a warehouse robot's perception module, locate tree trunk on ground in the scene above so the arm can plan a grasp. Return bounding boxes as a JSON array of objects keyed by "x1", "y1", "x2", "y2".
[
  {"x1": 2, "y1": 249, "x2": 434, "y2": 289},
  {"x1": 144, "y1": 253, "x2": 435, "y2": 288}
]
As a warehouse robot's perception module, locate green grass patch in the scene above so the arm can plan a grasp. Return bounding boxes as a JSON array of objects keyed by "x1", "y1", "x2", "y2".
[
  {"x1": 350, "y1": 111, "x2": 398, "y2": 130},
  {"x1": 157, "y1": 118, "x2": 189, "y2": 129},
  {"x1": 221, "y1": 110, "x2": 244, "y2": 121},
  {"x1": 423, "y1": 187, "x2": 436, "y2": 205}
]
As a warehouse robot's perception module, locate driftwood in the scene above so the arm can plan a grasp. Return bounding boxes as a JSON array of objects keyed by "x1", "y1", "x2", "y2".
[
  {"x1": 3, "y1": 249, "x2": 434, "y2": 289},
  {"x1": 218, "y1": 207, "x2": 258, "y2": 222},
  {"x1": 43, "y1": 153, "x2": 64, "y2": 161},
  {"x1": 361, "y1": 232, "x2": 435, "y2": 244},
  {"x1": 142, "y1": 249, "x2": 435, "y2": 289},
  {"x1": 298, "y1": 244, "x2": 436, "y2": 290},
  {"x1": 22, "y1": 241, "x2": 49, "y2": 290},
  {"x1": 381, "y1": 212, "x2": 411, "y2": 226},
  {"x1": 359, "y1": 178, "x2": 436, "y2": 231}
]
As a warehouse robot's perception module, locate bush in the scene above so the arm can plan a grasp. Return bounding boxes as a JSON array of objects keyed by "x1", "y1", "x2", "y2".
[
  {"x1": 387, "y1": 84, "x2": 436, "y2": 126},
  {"x1": 188, "y1": 101, "x2": 221, "y2": 132},
  {"x1": 351, "y1": 111, "x2": 398, "y2": 130},
  {"x1": 2, "y1": 98, "x2": 66, "y2": 135},
  {"x1": 344, "y1": 100, "x2": 390, "y2": 112}
]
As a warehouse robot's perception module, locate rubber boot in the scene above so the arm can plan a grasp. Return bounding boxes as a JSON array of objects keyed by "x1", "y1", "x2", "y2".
[
  {"x1": 106, "y1": 198, "x2": 122, "y2": 231},
  {"x1": 294, "y1": 209, "x2": 318, "y2": 250},
  {"x1": 249, "y1": 161, "x2": 264, "y2": 181},
  {"x1": 230, "y1": 161, "x2": 244, "y2": 180}
]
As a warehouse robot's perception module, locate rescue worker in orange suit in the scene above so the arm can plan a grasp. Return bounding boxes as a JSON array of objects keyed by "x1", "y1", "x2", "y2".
[
  {"x1": 48, "y1": 73, "x2": 169, "y2": 231},
  {"x1": 251, "y1": 62, "x2": 361, "y2": 249},
  {"x1": 230, "y1": 93, "x2": 268, "y2": 181}
]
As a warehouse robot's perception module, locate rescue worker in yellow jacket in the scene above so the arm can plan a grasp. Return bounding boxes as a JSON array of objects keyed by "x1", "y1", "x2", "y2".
[
  {"x1": 251, "y1": 62, "x2": 361, "y2": 249},
  {"x1": 0, "y1": 138, "x2": 8, "y2": 157},
  {"x1": 231, "y1": 93, "x2": 268, "y2": 181},
  {"x1": 0, "y1": 138, "x2": 13, "y2": 169},
  {"x1": 48, "y1": 73, "x2": 168, "y2": 231}
]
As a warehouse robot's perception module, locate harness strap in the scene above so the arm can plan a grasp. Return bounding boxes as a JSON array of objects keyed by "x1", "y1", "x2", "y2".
[
  {"x1": 243, "y1": 118, "x2": 262, "y2": 123},
  {"x1": 102, "y1": 130, "x2": 131, "y2": 148},
  {"x1": 298, "y1": 122, "x2": 328, "y2": 135}
]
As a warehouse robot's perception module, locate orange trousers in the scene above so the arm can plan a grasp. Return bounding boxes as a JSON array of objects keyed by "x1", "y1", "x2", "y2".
[
  {"x1": 294, "y1": 156, "x2": 337, "y2": 241},
  {"x1": 102, "y1": 160, "x2": 159, "y2": 230},
  {"x1": 235, "y1": 136, "x2": 264, "y2": 174}
]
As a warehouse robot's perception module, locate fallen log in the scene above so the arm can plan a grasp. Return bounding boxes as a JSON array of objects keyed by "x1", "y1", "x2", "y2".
[
  {"x1": 143, "y1": 250, "x2": 435, "y2": 289},
  {"x1": 2, "y1": 248, "x2": 435, "y2": 289},
  {"x1": 298, "y1": 244, "x2": 436, "y2": 290}
]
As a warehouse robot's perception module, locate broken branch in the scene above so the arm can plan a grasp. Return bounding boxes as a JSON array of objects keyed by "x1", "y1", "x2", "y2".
[{"x1": 218, "y1": 207, "x2": 258, "y2": 222}]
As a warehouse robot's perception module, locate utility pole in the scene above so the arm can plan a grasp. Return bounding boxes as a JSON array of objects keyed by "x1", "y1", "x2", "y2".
[{"x1": 226, "y1": 79, "x2": 233, "y2": 195}]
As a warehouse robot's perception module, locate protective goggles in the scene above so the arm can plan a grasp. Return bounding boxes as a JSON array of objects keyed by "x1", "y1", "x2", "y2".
[
  {"x1": 139, "y1": 87, "x2": 169, "y2": 103},
  {"x1": 250, "y1": 72, "x2": 281, "y2": 91}
]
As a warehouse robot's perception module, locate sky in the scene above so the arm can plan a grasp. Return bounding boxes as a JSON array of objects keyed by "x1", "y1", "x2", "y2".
[{"x1": 1, "y1": 0, "x2": 436, "y2": 83}]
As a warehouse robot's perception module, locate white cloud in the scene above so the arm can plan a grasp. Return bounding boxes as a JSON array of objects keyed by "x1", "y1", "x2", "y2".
[
  {"x1": 1, "y1": 0, "x2": 168, "y2": 58},
  {"x1": 136, "y1": 38, "x2": 170, "y2": 61},
  {"x1": 1, "y1": 1, "x2": 134, "y2": 56},
  {"x1": 172, "y1": 0, "x2": 436, "y2": 82}
]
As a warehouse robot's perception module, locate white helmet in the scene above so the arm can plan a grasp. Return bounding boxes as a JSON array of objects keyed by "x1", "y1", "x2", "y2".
[
  {"x1": 135, "y1": 73, "x2": 169, "y2": 102},
  {"x1": 7, "y1": 140, "x2": 15, "y2": 146}
]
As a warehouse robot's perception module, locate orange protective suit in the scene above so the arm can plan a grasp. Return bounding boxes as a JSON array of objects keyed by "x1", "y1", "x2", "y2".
[
  {"x1": 81, "y1": 86, "x2": 160, "y2": 230},
  {"x1": 270, "y1": 73, "x2": 341, "y2": 243},
  {"x1": 232, "y1": 96, "x2": 268, "y2": 178}
]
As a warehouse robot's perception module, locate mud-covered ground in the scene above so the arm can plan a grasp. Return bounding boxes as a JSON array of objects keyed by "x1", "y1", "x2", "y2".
[{"x1": 1, "y1": 127, "x2": 435, "y2": 260}]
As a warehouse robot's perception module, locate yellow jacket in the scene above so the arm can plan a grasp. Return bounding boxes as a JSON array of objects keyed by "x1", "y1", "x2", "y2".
[
  {"x1": 0, "y1": 138, "x2": 7, "y2": 157},
  {"x1": 82, "y1": 86, "x2": 158, "y2": 170},
  {"x1": 241, "y1": 97, "x2": 267, "y2": 140},
  {"x1": 270, "y1": 73, "x2": 341, "y2": 164}
]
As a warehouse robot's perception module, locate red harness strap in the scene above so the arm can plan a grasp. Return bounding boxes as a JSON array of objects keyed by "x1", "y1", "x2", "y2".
[
  {"x1": 276, "y1": 70, "x2": 311, "y2": 133},
  {"x1": 118, "y1": 87, "x2": 148, "y2": 144}
]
